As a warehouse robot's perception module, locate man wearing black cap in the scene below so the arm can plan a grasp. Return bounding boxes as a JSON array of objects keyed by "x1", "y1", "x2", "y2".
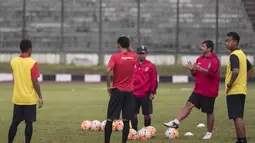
[{"x1": 131, "y1": 46, "x2": 158, "y2": 131}]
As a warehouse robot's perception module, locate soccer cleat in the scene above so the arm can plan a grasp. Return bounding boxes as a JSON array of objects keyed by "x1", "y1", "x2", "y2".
[
  {"x1": 163, "y1": 121, "x2": 179, "y2": 129},
  {"x1": 202, "y1": 132, "x2": 212, "y2": 140}
]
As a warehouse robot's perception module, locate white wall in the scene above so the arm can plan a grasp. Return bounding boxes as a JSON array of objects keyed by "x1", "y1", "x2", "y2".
[
  {"x1": 0, "y1": 53, "x2": 253, "y2": 66},
  {"x1": 66, "y1": 54, "x2": 98, "y2": 65},
  {"x1": 181, "y1": 55, "x2": 254, "y2": 66}
]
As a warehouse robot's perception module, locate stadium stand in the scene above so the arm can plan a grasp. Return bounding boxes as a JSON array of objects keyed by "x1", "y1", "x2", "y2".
[
  {"x1": 242, "y1": 0, "x2": 255, "y2": 31},
  {"x1": 0, "y1": 0, "x2": 254, "y2": 53}
]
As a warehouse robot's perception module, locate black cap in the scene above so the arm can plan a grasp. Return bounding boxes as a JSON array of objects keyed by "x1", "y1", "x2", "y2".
[{"x1": 137, "y1": 46, "x2": 148, "y2": 54}]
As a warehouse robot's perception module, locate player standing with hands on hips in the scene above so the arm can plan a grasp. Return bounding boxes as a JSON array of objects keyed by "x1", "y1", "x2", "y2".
[
  {"x1": 105, "y1": 36, "x2": 137, "y2": 143},
  {"x1": 224, "y1": 32, "x2": 253, "y2": 143},
  {"x1": 8, "y1": 39, "x2": 43, "y2": 143},
  {"x1": 131, "y1": 46, "x2": 158, "y2": 131},
  {"x1": 164, "y1": 40, "x2": 220, "y2": 140}
]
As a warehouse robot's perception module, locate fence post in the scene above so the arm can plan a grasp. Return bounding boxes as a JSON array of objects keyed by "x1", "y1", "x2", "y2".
[
  {"x1": 215, "y1": 0, "x2": 219, "y2": 53},
  {"x1": 98, "y1": 0, "x2": 104, "y2": 66},
  {"x1": 137, "y1": 0, "x2": 141, "y2": 46},
  {"x1": 175, "y1": 0, "x2": 180, "y2": 64},
  {"x1": 60, "y1": 0, "x2": 66, "y2": 64},
  {"x1": 22, "y1": 0, "x2": 26, "y2": 39}
]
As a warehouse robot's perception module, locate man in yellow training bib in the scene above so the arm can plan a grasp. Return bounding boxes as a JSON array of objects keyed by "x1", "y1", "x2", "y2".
[
  {"x1": 8, "y1": 39, "x2": 43, "y2": 143},
  {"x1": 225, "y1": 32, "x2": 253, "y2": 143}
]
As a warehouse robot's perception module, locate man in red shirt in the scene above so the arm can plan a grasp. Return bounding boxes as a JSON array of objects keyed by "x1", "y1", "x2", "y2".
[
  {"x1": 131, "y1": 46, "x2": 158, "y2": 131},
  {"x1": 105, "y1": 36, "x2": 137, "y2": 143},
  {"x1": 164, "y1": 40, "x2": 220, "y2": 140}
]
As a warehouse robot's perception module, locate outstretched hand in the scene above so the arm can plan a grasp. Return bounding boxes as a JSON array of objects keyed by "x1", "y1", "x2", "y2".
[{"x1": 186, "y1": 61, "x2": 194, "y2": 71}]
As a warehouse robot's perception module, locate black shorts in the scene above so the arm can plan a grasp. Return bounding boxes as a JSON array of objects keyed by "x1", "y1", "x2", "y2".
[
  {"x1": 188, "y1": 92, "x2": 216, "y2": 113},
  {"x1": 106, "y1": 88, "x2": 134, "y2": 120},
  {"x1": 226, "y1": 94, "x2": 246, "y2": 120},
  {"x1": 12, "y1": 104, "x2": 37, "y2": 122},
  {"x1": 134, "y1": 94, "x2": 153, "y2": 115}
]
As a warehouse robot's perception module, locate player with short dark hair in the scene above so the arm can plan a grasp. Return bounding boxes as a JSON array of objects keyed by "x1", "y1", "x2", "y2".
[
  {"x1": 131, "y1": 46, "x2": 158, "y2": 131},
  {"x1": 8, "y1": 39, "x2": 43, "y2": 143},
  {"x1": 105, "y1": 36, "x2": 137, "y2": 143},
  {"x1": 164, "y1": 40, "x2": 220, "y2": 140},
  {"x1": 225, "y1": 32, "x2": 253, "y2": 143},
  {"x1": 202, "y1": 40, "x2": 214, "y2": 52}
]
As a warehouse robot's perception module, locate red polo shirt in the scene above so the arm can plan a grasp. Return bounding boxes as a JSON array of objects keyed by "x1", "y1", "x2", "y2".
[{"x1": 107, "y1": 52, "x2": 137, "y2": 91}]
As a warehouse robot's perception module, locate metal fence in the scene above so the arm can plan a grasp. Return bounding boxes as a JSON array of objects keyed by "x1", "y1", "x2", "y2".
[{"x1": 0, "y1": 0, "x2": 255, "y2": 55}]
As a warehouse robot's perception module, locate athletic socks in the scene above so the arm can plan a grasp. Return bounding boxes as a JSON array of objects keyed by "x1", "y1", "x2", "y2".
[
  {"x1": 105, "y1": 120, "x2": 131, "y2": 143},
  {"x1": 144, "y1": 115, "x2": 151, "y2": 127},
  {"x1": 25, "y1": 121, "x2": 33, "y2": 143},
  {"x1": 122, "y1": 121, "x2": 130, "y2": 143},
  {"x1": 131, "y1": 118, "x2": 138, "y2": 131},
  {"x1": 8, "y1": 121, "x2": 20, "y2": 143},
  {"x1": 173, "y1": 119, "x2": 180, "y2": 125},
  {"x1": 132, "y1": 116, "x2": 151, "y2": 130},
  {"x1": 8, "y1": 121, "x2": 34, "y2": 143},
  {"x1": 144, "y1": 119, "x2": 151, "y2": 127},
  {"x1": 104, "y1": 120, "x2": 113, "y2": 143}
]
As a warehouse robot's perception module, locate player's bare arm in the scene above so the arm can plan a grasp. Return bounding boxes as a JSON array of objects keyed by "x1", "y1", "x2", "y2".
[
  {"x1": 106, "y1": 53, "x2": 116, "y2": 96},
  {"x1": 228, "y1": 68, "x2": 239, "y2": 87},
  {"x1": 247, "y1": 59, "x2": 253, "y2": 80},
  {"x1": 226, "y1": 54, "x2": 240, "y2": 94},
  {"x1": 106, "y1": 67, "x2": 112, "y2": 96},
  {"x1": 32, "y1": 78, "x2": 43, "y2": 108},
  {"x1": 247, "y1": 68, "x2": 253, "y2": 80}
]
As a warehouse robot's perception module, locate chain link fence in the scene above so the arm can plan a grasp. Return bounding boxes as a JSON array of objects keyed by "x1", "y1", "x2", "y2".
[{"x1": 0, "y1": 0, "x2": 254, "y2": 55}]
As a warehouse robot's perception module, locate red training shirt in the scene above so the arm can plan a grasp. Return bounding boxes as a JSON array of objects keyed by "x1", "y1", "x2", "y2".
[
  {"x1": 107, "y1": 52, "x2": 137, "y2": 91},
  {"x1": 132, "y1": 59, "x2": 158, "y2": 98},
  {"x1": 193, "y1": 53, "x2": 220, "y2": 97}
]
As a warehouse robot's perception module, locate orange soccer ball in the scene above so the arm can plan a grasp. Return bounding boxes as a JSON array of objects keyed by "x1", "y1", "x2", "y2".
[
  {"x1": 137, "y1": 128, "x2": 151, "y2": 140},
  {"x1": 113, "y1": 120, "x2": 124, "y2": 131},
  {"x1": 91, "y1": 120, "x2": 101, "y2": 131},
  {"x1": 165, "y1": 128, "x2": 179, "y2": 139},
  {"x1": 100, "y1": 120, "x2": 106, "y2": 131},
  {"x1": 80, "y1": 120, "x2": 92, "y2": 131},
  {"x1": 145, "y1": 126, "x2": 157, "y2": 137},
  {"x1": 128, "y1": 129, "x2": 138, "y2": 140}
]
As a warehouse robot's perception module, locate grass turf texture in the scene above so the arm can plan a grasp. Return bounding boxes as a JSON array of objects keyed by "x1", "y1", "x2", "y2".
[
  {"x1": 1, "y1": 83, "x2": 255, "y2": 143},
  {"x1": 2, "y1": 63, "x2": 255, "y2": 76}
]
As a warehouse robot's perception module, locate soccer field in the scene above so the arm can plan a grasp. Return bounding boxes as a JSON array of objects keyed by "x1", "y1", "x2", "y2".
[{"x1": 0, "y1": 83, "x2": 255, "y2": 143}]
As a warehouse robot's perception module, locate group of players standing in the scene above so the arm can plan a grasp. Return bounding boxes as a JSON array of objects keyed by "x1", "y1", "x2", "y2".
[
  {"x1": 7, "y1": 32, "x2": 253, "y2": 143},
  {"x1": 104, "y1": 32, "x2": 253, "y2": 143}
]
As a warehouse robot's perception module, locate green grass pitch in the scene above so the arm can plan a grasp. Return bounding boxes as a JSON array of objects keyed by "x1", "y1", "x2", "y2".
[{"x1": 0, "y1": 83, "x2": 255, "y2": 143}]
